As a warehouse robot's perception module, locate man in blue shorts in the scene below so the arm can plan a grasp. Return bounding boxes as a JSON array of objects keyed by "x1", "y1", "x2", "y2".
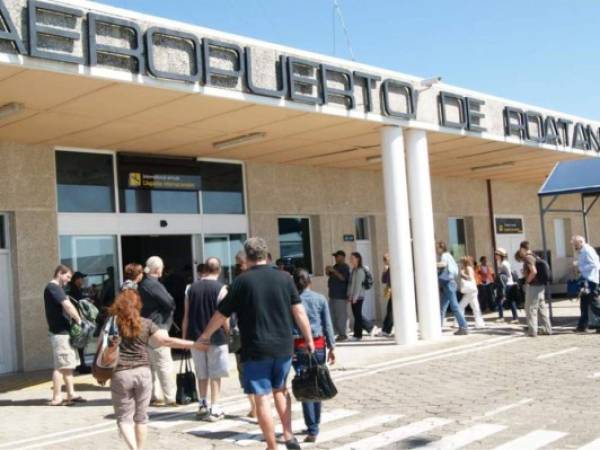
[{"x1": 198, "y1": 237, "x2": 314, "y2": 450}]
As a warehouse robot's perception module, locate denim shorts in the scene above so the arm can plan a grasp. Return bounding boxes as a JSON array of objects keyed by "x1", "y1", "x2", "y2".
[{"x1": 242, "y1": 356, "x2": 292, "y2": 395}]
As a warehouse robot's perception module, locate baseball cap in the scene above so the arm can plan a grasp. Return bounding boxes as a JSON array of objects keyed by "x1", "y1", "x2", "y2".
[{"x1": 72, "y1": 271, "x2": 87, "y2": 280}]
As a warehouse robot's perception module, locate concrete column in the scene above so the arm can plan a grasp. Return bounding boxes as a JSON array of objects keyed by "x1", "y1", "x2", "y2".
[
  {"x1": 405, "y1": 129, "x2": 442, "y2": 340},
  {"x1": 381, "y1": 126, "x2": 417, "y2": 345}
]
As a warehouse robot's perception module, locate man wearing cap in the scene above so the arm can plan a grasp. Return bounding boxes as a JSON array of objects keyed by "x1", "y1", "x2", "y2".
[
  {"x1": 66, "y1": 271, "x2": 91, "y2": 374},
  {"x1": 325, "y1": 251, "x2": 351, "y2": 341}
]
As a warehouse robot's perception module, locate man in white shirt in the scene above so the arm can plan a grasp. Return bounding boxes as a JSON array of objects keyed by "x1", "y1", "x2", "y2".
[{"x1": 572, "y1": 236, "x2": 600, "y2": 332}]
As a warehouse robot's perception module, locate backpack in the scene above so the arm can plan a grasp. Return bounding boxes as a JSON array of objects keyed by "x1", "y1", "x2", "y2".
[
  {"x1": 533, "y1": 256, "x2": 552, "y2": 285},
  {"x1": 69, "y1": 298, "x2": 99, "y2": 349},
  {"x1": 362, "y1": 267, "x2": 374, "y2": 290}
]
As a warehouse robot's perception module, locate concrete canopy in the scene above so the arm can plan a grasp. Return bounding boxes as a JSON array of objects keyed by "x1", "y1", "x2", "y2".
[{"x1": 0, "y1": 0, "x2": 596, "y2": 183}]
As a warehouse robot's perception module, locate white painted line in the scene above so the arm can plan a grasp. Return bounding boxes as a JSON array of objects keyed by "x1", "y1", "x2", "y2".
[
  {"x1": 304, "y1": 414, "x2": 403, "y2": 446},
  {"x1": 0, "y1": 422, "x2": 113, "y2": 449},
  {"x1": 185, "y1": 417, "x2": 256, "y2": 435},
  {"x1": 336, "y1": 337, "x2": 523, "y2": 382},
  {"x1": 588, "y1": 372, "x2": 600, "y2": 379},
  {"x1": 418, "y1": 423, "x2": 507, "y2": 449},
  {"x1": 491, "y1": 430, "x2": 567, "y2": 450},
  {"x1": 228, "y1": 409, "x2": 358, "y2": 446},
  {"x1": 4, "y1": 335, "x2": 518, "y2": 449},
  {"x1": 329, "y1": 417, "x2": 452, "y2": 450},
  {"x1": 537, "y1": 347, "x2": 579, "y2": 360},
  {"x1": 577, "y1": 437, "x2": 600, "y2": 450},
  {"x1": 18, "y1": 428, "x2": 116, "y2": 450},
  {"x1": 482, "y1": 399, "x2": 534, "y2": 417},
  {"x1": 150, "y1": 401, "x2": 255, "y2": 429}
]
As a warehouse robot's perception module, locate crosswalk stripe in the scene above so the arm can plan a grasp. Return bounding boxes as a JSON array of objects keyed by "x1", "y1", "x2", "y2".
[
  {"x1": 228, "y1": 409, "x2": 358, "y2": 446},
  {"x1": 491, "y1": 430, "x2": 567, "y2": 450},
  {"x1": 416, "y1": 423, "x2": 507, "y2": 449},
  {"x1": 329, "y1": 417, "x2": 452, "y2": 450},
  {"x1": 149, "y1": 402, "x2": 250, "y2": 429},
  {"x1": 183, "y1": 403, "x2": 302, "y2": 434},
  {"x1": 577, "y1": 438, "x2": 600, "y2": 450},
  {"x1": 303, "y1": 414, "x2": 403, "y2": 446}
]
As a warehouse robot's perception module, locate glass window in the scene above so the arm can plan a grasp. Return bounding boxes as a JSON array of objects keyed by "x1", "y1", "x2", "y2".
[
  {"x1": 0, "y1": 215, "x2": 6, "y2": 249},
  {"x1": 59, "y1": 235, "x2": 119, "y2": 304},
  {"x1": 118, "y1": 155, "x2": 201, "y2": 214},
  {"x1": 200, "y1": 162, "x2": 245, "y2": 214},
  {"x1": 355, "y1": 217, "x2": 369, "y2": 240},
  {"x1": 56, "y1": 151, "x2": 115, "y2": 213},
  {"x1": 200, "y1": 233, "x2": 247, "y2": 284},
  {"x1": 448, "y1": 217, "x2": 467, "y2": 259},
  {"x1": 278, "y1": 218, "x2": 312, "y2": 273}
]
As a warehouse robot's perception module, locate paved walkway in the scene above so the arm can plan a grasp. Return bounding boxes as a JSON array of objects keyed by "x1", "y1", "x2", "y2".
[{"x1": 1, "y1": 298, "x2": 596, "y2": 450}]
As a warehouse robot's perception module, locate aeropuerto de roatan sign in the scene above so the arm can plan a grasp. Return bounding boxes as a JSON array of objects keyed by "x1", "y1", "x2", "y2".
[{"x1": 0, "y1": 0, "x2": 599, "y2": 153}]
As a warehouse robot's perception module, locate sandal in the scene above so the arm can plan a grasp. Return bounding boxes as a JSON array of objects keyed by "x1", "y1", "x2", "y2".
[
  {"x1": 47, "y1": 400, "x2": 64, "y2": 406},
  {"x1": 68, "y1": 396, "x2": 87, "y2": 403}
]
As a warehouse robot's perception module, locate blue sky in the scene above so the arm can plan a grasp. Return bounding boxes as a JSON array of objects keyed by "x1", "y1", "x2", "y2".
[{"x1": 97, "y1": 0, "x2": 599, "y2": 120}]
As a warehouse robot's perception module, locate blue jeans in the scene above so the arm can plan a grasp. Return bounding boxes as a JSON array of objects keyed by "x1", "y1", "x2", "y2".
[
  {"x1": 292, "y1": 348, "x2": 326, "y2": 436},
  {"x1": 440, "y1": 279, "x2": 468, "y2": 329},
  {"x1": 578, "y1": 281, "x2": 598, "y2": 329}
]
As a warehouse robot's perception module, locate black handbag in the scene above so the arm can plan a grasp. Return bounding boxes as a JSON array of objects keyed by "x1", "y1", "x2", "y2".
[
  {"x1": 176, "y1": 351, "x2": 197, "y2": 405},
  {"x1": 291, "y1": 353, "x2": 337, "y2": 402}
]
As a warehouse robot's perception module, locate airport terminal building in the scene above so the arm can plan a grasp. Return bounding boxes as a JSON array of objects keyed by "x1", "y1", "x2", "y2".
[{"x1": 0, "y1": 0, "x2": 599, "y2": 373}]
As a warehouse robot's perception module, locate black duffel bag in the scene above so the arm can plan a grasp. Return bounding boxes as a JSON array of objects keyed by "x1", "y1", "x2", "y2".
[
  {"x1": 292, "y1": 353, "x2": 337, "y2": 402},
  {"x1": 176, "y1": 351, "x2": 198, "y2": 405}
]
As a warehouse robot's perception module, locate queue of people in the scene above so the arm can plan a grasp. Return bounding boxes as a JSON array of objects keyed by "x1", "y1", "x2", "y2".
[{"x1": 43, "y1": 233, "x2": 600, "y2": 449}]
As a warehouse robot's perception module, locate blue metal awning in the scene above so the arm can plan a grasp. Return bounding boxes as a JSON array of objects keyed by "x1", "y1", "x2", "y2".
[{"x1": 538, "y1": 159, "x2": 600, "y2": 197}]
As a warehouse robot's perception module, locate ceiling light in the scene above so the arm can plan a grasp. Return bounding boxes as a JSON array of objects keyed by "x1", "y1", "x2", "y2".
[
  {"x1": 0, "y1": 102, "x2": 24, "y2": 121},
  {"x1": 212, "y1": 132, "x2": 266, "y2": 151},
  {"x1": 366, "y1": 156, "x2": 382, "y2": 164},
  {"x1": 470, "y1": 161, "x2": 515, "y2": 171}
]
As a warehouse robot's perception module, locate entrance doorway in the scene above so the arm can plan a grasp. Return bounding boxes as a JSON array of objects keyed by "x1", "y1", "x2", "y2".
[
  {"x1": 121, "y1": 235, "x2": 194, "y2": 334},
  {"x1": 0, "y1": 214, "x2": 16, "y2": 373}
]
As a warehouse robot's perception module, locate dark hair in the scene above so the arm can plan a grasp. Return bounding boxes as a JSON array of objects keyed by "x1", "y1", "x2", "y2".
[
  {"x1": 351, "y1": 252, "x2": 363, "y2": 268},
  {"x1": 437, "y1": 241, "x2": 447, "y2": 252},
  {"x1": 293, "y1": 268, "x2": 311, "y2": 293},
  {"x1": 514, "y1": 250, "x2": 523, "y2": 262},
  {"x1": 123, "y1": 263, "x2": 143, "y2": 281},
  {"x1": 520, "y1": 240, "x2": 530, "y2": 251},
  {"x1": 205, "y1": 257, "x2": 221, "y2": 274},
  {"x1": 53, "y1": 264, "x2": 72, "y2": 278},
  {"x1": 244, "y1": 237, "x2": 269, "y2": 262},
  {"x1": 479, "y1": 256, "x2": 487, "y2": 264}
]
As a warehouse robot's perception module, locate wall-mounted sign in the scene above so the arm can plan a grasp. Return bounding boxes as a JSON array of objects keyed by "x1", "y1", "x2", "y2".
[
  {"x1": 495, "y1": 217, "x2": 524, "y2": 234},
  {"x1": 128, "y1": 172, "x2": 201, "y2": 191},
  {"x1": 343, "y1": 234, "x2": 355, "y2": 242}
]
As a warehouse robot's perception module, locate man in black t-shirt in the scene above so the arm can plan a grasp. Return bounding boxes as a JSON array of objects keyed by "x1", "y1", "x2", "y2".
[
  {"x1": 44, "y1": 264, "x2": 84, "y2": 406},
  {"x1": 198, "y1": 237, "x2": 314, "y2": 450}
]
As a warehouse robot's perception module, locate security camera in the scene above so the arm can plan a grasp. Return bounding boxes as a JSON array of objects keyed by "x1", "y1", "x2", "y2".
[{"x1": 419, "y1": 77, "x2": 442, "y2": 88}]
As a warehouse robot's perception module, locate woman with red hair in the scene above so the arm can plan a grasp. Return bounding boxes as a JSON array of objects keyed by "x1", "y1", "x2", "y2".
[{"x1": 106, "y1": 289, "x2": 202, "y2": 450}]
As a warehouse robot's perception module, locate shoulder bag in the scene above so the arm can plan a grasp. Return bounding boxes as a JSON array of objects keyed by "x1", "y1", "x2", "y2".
[{"x1": 92, "y1": 317, "x2": 120, "y2": 385}]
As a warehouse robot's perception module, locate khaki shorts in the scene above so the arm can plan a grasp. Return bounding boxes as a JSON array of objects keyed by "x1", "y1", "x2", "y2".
[
  {"x1": 191, "y1": 345, "x2": 229, "y2": 379},
  {"x1": 50, "y1": 333, "x2": 79, "y2": 370}
]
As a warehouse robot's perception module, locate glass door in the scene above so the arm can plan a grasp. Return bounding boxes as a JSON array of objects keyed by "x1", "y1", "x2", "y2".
[{"x1": 200, "y1": 234, "x2": 246, "y2": 284}]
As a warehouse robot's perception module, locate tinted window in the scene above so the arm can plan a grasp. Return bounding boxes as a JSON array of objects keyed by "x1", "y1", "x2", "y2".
[
  {"x1": 278, "y1": 218, "x2": 312, "y2": 273},
  {"x1": 118, "y1": 155, "x2": 200, "y2": 214},
  {"x1": 448, "y1": 217, "x2": 467, "y2": 259},
  {"x1": 200, "y1": 162, "x2": 245, "y2": 214},
  {"x1": 56, "y1": 151, "x2": 115, "y2": 213}
]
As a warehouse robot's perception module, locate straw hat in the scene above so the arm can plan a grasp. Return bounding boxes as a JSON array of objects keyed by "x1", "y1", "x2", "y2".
[{"x1": 495, "y1": 247, "x2": 508, "y2": 257}]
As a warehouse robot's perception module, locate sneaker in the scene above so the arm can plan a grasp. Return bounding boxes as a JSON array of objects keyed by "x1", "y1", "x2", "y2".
[
  {"x1": 304, "y1": 434, "x2": 318, "y2": 443},
  {"x1": 150, "y1": 399, "x2": 166, "y2": 407},
  {"x1": 495, "y1": 318, "x2": 505, "y2": 323},
  {"x1": 369, "y1": 326, "x2": 379, "y2": 338},
  {"x1": 208, "y1": 410, "x2": 225, "y2": 422},
  {"x1": 510, "y1": 319, "x2": 520, "y2": 324},
  {"x1": 377, "y1": 331, "x2": 392, "y2": 337},
  {"x1": 454, "y1": 328, "x2": 469, "y2": 336},
  {"x1": 336, "y1": 335, "x2": 348, "y2": 342},
  {"x1": 350, "y1": 336, "x2": 362, "y2": 341},
  {"x1": 196, "y1": 404, "x2": 209, "y2": 419},
  {"x1": 285, "y1": 437, "x2": 301, "y2": 450}
]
